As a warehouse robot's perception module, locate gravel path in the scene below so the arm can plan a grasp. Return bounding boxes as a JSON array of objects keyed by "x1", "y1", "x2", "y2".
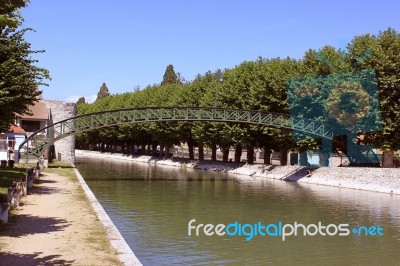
[{"x1": 0, "y1": 170, "x2": 122, "y2": 266}]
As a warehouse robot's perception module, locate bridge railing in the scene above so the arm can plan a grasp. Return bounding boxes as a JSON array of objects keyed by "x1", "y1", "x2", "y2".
[{"x1": 18, "y1": 107, "x2": 334, "y2": 158}]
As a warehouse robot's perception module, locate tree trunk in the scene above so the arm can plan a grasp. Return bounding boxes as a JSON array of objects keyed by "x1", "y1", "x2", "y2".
[
  {"x1": 147, "y1": 144, "x2": 151, "y2": 155},
  {"x1": 110, "y1": 144, "x2": 114, "y2": 153},
  {"x1": 151, "y1": 143, "x2": 157, "y2": 155},
  {"x1": 247, "y1": 146, "x2": 254, "y2": 164},
  {"x1": 263, "y1": 147, "x2": 271, "y2": 165},
  {"x1": 222, "y1": 146, "x2": 229, "y2": 163},
  {"x1": 210, "y1": 144, "x2": 217, "y2": 162},
  {"x1": 234, "y1": 145, "x2": 242, "y2": 164},
  {"x1": 279, "y1": 149, "x2": 288, "y2": 166},
  {"x1": 198, "y1": 145, "x2": 204, "y2": 161},
  {"x1": 140, "y1": 142, "x2": 146, "y2": 155},
  {"x1": 160, "y1": 145, "x2": 164, "y2": 157},
  {"x1": 122, "y1": 143, "x2": 127, "y2": 154},
  {"x1": 188, "y1": 142, "x2": 195, "y2": 160},
  {"x1": 164, "y1": 145, "x2": 170, "y2": 158},
  {"x1": 382, "y1": 150, "x2": 394, "y2": 168}
]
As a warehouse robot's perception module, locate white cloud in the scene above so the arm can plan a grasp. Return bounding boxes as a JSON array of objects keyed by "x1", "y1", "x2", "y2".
[
  {"x1": 86, "y1": 95, "x2": 97, "y2": 103},
  {"x1": 64, "y1": 94, "x2": 97, "y2": 104}
]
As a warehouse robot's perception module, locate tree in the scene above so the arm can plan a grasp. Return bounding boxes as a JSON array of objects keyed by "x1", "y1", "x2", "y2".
[
  {"x1": 181, "y1": 70, "x2": 226, "y2": 161},
  {"x1": 161, "y1": 64, "x2": 179, "y2": 85},
  {"x1": 76, "y1": 97, "x2": 86, "y2": 104},
  {"x1": 0, "y1": 0, "x2": 27, "y2": 30},
  {"x1": 0, "y1": 1, "x2": 50, "y2": 131},
  {"x1": 217, "y1": 58, "x2": 300, "y2": 164},
  {"x1": 176, "y1": 72, "x2": 186, "y2": 84},
  {"x1": 97, "y1": 82, "x2": 110, "y2": 99},
  {"x1": 133, "y1": 85, "x2": 140, "y2": 92},
  {"x1": 75, "y1": 29, "x2": 399, "y2": 168},
  {"x1": 347, "y1": 28, "x2": 400, "y2": 167}
]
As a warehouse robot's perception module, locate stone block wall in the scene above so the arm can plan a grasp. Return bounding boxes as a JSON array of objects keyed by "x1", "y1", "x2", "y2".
[{"x1": 44, "y1": 100, "x2": 77, "y2": 163}]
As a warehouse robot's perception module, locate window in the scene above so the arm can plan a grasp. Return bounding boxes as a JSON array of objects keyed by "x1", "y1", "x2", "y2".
[{"x1": 21, "y1": 120, "x2": 41, "y2": 132}]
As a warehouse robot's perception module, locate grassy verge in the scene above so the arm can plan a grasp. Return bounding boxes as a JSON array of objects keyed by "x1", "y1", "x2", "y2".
[
  {"x1": 0, "y1": 165, "x2": 28, "y2": 203},
  {"x1": 42, "y1": 161, "x2": 77, "y2": 180}
]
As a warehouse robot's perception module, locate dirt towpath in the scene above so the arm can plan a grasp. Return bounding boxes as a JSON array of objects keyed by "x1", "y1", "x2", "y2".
[{"x1": 0, "y1": 168, "x2": 122, "y2": 266}]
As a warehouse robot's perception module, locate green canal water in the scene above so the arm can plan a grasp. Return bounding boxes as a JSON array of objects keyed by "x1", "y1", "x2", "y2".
[{"x1": 76, "y1": 156, "x2": 400, "y2": 265}]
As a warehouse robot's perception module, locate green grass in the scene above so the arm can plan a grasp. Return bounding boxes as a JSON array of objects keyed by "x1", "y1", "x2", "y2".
[
  {"x1": 0, "y1": 162, "x2": 76, "y2": 202},
  {"x1": 42, "y1": 161, "x2": 76, "y2": 180},
  {"x1": 0, "y1": 165, "x2": 27, "y2": 203}
]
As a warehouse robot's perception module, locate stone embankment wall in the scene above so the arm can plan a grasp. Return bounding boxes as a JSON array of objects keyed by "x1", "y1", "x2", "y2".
[
  {"x1": 45, "y1": 100, "x2": 76, "y2": 163},
  {"x1": 76, "y1": 150, "x2": 400, "y2": 195}
]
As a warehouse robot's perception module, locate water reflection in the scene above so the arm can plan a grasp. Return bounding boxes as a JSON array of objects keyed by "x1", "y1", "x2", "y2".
[{"x1": 76, "y1": 156, "x2": 400, "y2": 265}]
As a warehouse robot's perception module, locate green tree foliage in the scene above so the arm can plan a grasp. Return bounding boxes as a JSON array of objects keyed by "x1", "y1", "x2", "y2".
[
  {"x1": 161, "y1": 64, "x2": 179, "y2": 85},
  {"x1": 77, "y1": 28, "x2": 399, "y2": 167},
  {"x1": 76, "y1": 97, "x2": 86, "y2": 104},
  {"x1": 347, "y1": 28, "x2": 400, "y2": 166},
  {"x1": 97, "y1": 82, "x2": 110, "y2": 99},
  {"x1": 0, "y1": 0, "x2": 27, "y2": 30},
  {"x1": 0, "y1": 1, "x2": 50, "y2": 131}
]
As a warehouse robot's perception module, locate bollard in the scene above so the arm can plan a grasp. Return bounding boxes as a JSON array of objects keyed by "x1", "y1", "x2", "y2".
[
  {"x1": 7, "y1": 182, "x2": 22, "y2": 207},
  {"x1": 27, "y1": 171, "x2": 34, "y2": 189},
  {"x1": 20, "y1": 181, "x2": 27, "y2": 196},
  {"x1": 10, "y1": 192, "x2": 21, "y2": 207},
  {"x1": 6, "y1": 187, "x2": 13, "y2": 204},
  {"x1": 8, "y1": 160, "x2": 15, "y2": 167}
]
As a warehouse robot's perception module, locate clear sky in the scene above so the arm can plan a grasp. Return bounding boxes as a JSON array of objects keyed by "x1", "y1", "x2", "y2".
[{"x1": 21, "y1": 0, "x2": 399, "y2": 103}]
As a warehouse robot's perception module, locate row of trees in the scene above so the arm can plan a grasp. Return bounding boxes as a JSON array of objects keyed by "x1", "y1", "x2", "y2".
[
  {"x1": 77, "y1": 29, "x2": 400, "y2": 167},
  {"x1": 0, "y1": 0, "x2": 49, "y2": 131}
]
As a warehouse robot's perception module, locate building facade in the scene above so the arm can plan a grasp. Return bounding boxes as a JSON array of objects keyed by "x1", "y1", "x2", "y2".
[{"x1": 1, "y1": 100, "x2": 76, "y2": 164}]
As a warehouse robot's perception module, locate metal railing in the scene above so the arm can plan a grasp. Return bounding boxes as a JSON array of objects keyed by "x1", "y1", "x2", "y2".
[{"x1": 18, "y1": 107, "x2": 335, "y2": 158}]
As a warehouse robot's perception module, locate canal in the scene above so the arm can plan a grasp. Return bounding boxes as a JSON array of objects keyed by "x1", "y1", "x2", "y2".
[{"x1": 76, "y1": 156, "x2": 400, "y2": 265}]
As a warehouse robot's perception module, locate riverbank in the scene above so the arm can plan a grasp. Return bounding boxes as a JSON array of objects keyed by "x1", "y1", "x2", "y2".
[
  {"x1": 76, "y1": 150, "x2": 400, "y2": 195},
  {"x1": 0, "y1": 163, "x2": 140, "y2": 265}
]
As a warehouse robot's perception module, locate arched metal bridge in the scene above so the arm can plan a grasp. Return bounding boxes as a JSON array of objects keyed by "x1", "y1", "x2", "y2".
[{"x1": 18, "y1": 107, "x2": 334, "y2": 158}]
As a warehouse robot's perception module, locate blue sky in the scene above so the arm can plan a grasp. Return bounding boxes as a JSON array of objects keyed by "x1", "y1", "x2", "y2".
[{"x1": 21, "y1": 0, "x2": 399, "y2": 103}]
